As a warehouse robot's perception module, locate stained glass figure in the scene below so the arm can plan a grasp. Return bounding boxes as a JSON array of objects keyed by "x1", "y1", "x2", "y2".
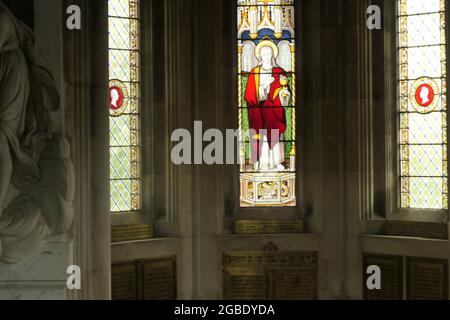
[{"x1": 238, "y1": 0, "x2": 296, "y2": 207}]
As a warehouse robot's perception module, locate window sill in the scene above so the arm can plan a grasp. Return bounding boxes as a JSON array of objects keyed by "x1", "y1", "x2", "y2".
[
  {"x1": 111, "y1": 237, "x2": 179, "y2": 246},
  {"x1": 361, "y1": 234, "x2": 448, "y2": 258},
  {"x1": 111, "y1": 237, "x2": 179, "y2": 264},
  {"x1": 385, "y1": 209, "x2": 448, "y2": 240},
  {"x1": 388, "y1": 209, "x2": 448, "y2": 224},
  {"x1": 362, "y1": 234, "x2": 448, "y2": 242}
]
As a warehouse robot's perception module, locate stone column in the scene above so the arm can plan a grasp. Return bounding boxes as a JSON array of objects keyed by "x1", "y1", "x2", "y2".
[
  {"x1": 63, "y1": 0, "x2": 111, "y2": 299},
  {"x1": 89, "y1": 0, "x2": 111, "y2": 300}
]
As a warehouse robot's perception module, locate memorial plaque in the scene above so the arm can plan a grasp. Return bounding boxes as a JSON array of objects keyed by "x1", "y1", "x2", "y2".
[
  {"x1": 223, "y1": 266, "x2": 267, "y2": 300},
  {"x1": 386, "y1": 221, "x2": 447, "y2": 240},
  {"x1": 224, "y1": 250, "x2": 317, "y2": 267},
  {"x1": 267, "y1": 267, "x2": 317, "y2": 300},
  {"x1": 112, "y1": 262, "x2": 137, "y2": 300},
  {"x1": 137, "y1": 256, "x2": 177, "y2": 300},
  {"x1": 111, "y1": 223, "x2": 153, "y2": 243},
  {"x1": 363, "y1": 254, "x2": 403, "y2": 300},
  {"x1": 224, "y1": 251, "x2": 265, "y2": 266},
  {"x1": 223, "y1": 247, "x2": 318, "y2": 300},
  {"x1": 235, "y1": 220, "x2": 304, "y2": 234},
  {"x1": 407, "y1": 257, "x2": 448, "y2": 300}
]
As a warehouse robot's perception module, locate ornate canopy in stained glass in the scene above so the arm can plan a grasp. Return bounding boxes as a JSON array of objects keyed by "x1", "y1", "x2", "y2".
[
  {"x1": 398, "y1": 0, "x2": 448, "y2": 209},
  {"x1": 108, "y1": 0, "x2": 140, "y2": 213},
  {"x1": 238, "y1": 0, "x2": 296, "y2": 207}
]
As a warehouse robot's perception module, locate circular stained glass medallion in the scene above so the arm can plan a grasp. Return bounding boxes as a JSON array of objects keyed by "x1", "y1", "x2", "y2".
[
  {"x1": 410, "y1": 77, "x2": 440, "y2": 114},
  {"x1": 109, "y1": 79, "x2": 128, "y2": 116}
]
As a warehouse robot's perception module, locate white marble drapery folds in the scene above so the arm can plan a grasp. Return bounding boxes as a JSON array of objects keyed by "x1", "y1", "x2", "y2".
[{"x1": 0, "y1": 1, "x2": 74, "y2": 264}]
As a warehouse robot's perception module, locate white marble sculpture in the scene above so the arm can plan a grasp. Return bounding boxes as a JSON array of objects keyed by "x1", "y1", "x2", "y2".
[{"x1": 0, "y1": 1, "x2": 74, "y2": 263}]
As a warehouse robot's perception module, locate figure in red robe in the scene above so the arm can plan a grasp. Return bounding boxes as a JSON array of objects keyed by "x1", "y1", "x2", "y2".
[{"x1": 244, "y1": 42, "x2": 291, "y2": 171}]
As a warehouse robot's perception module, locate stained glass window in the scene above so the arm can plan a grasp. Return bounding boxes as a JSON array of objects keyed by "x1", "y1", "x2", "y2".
[
  {"x1": 108, "y1": 0, "x2": 140, "y2": 213},
  {"x1": 398, "y1": 0, "x2": 448, "y2": 209},
  {"x1": 238, "y1": 0, "x2": 296, "y2": 207}
]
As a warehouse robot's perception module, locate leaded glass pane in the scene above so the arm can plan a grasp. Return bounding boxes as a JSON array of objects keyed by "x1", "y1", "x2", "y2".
[
  {"x1": 398, "y1": 0, "x2": 448, "y2": 209},
  {"x1": 109, "y1": 0, "x2": 140, "y2": 213}
]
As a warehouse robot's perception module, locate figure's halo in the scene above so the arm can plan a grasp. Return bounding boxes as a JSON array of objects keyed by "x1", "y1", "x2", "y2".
[{"x1": 255, "y1": 40, "x2": 279, "y2": 60}]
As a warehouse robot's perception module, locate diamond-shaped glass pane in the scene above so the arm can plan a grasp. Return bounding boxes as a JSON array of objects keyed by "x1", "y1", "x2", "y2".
[
  {"x1": 110, "y1": 179, "x2": 132, "y2": 212},
  {"x1": 110, "y1": 115, "x2": 131, "y2": 146},
  {"x1": 407, "y1": 112, "x2": 444, "y2": 144},
  {"x1": 109, "y1": 0, "x2": 140, "y2": 213},
  {"x1": 409, "y1": 177, "x2": 444, "y2": 209},
  {"x1": 408, "y1": 145, "x2": 443, "y2": 176},
  {"x1": 398, "y1": 0, "x2": 448, "y2": 210},
  {"x1": 408, "y1": 46, "x2": 443, "y2": 79},
  {"x1": 407, "y1": 14, "x2": 441, "y2": 47},
  {"x1": 405, "y1": 0, "x2": 440, "y2": 15},
  {"x1": 110, "y1": 147, "x2": 132, "y2": 179}
]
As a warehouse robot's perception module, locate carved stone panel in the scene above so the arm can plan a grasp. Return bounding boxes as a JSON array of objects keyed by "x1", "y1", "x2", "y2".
[
  {"x1": 223, "y1": 266, "x2": 266, "y2": 300},
  {"x1": 111, "y1": 224, "x2": 153, "y2": 243},
  {"x1": 111, "y1": 262, "x2": 137, "y2": 300},
  {"x1": 137, "y1": 256, "x2": 177, "y2": 300},
  {"x1": 234, "y1": 220, "x2": 304, "y2": 234},
  {"x1": 386, "y1": 221, "x2": 447, "y2": 240},
  {"x1": 223, "y1": 246, "x2": 318, "y2": 300},
  {"x1": 112, "y1": 256, "x2": 177, "y2": 300},
  {"x1": 267, "y1": 266, "x2": 316, "y2": 300},
  {"x1": 406, "y1": 257, "x2": 448, "y2": 300}
]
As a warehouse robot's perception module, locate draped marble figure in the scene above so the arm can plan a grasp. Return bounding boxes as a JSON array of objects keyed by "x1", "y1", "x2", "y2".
[{"x1": 0, "y1": 2, "x2": 74, "y2": 263}]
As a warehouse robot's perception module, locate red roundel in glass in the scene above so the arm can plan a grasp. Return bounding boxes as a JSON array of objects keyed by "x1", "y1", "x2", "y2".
[
  {"x1": 414, "y1": 83, "x2": 435, "y2": 108},
  {"x1": 109, "y1": 86, "x2": 125, "y2": 111}
]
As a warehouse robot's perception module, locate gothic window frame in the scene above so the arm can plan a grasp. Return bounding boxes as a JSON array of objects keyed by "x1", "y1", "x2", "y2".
[
  {"x1": 380, "y1": 0, "x2": 450, "y2": 222},
  {"x1": 108, "y1": 0, "x2": 159, "y2": 226},
  {"x1": 233, "y1": 0, "x2": 305, "y2": 220},
  {"x1": 108, "y1": 0, "x2": 142, "y2": 215}
]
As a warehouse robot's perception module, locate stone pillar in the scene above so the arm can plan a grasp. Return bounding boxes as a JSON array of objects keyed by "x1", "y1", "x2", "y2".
[
  {"x1": 63, "y1": 0, "x2": 111, "y2": 299},
  {"x1": 89, "y1": 0, "x2": 111, "y2": 300}
]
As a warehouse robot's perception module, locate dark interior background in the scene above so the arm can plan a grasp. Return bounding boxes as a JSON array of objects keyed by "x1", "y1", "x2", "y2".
[{"x1": 3, "y1": 0, "x2": 34, "y2": 29}]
